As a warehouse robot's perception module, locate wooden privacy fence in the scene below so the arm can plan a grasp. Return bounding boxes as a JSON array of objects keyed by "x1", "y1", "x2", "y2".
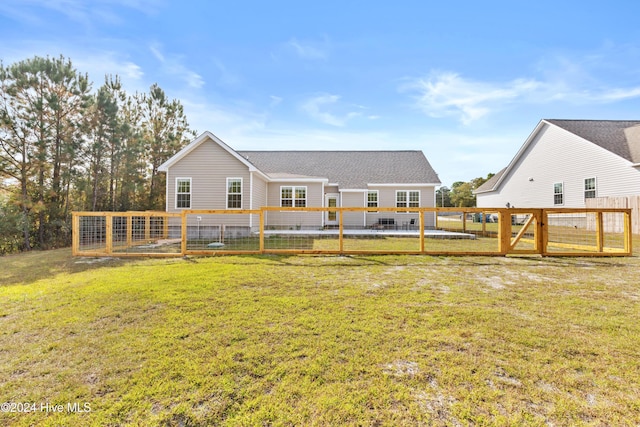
[
  {"x1": 72, "y1": 207, "x2": 632, "y2": 257},
  {"x1": 586, "y1": 196, "x2": 640, "y2": 235}
]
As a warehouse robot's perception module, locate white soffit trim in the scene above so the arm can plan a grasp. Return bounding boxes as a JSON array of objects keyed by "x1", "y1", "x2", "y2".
[
  {"x1": 368, "y1": 183, "x2": 439, "y2": 187},
  {"x1": 267, "y1": 178, "x2": 329, "y2": 183}
]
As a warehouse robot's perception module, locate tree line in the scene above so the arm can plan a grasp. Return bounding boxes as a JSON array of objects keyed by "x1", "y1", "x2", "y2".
[
  {"x1": 436, "y1": 173, "x2": 495, "y2": 208},
  {"x1": 0, "y1": 55, "x2": 195, "y2": 254}
]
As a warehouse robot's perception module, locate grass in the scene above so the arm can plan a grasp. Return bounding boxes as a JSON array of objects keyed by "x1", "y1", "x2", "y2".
[{"x1": 1, "y1": 249, "x2": 640, "y2": 425}]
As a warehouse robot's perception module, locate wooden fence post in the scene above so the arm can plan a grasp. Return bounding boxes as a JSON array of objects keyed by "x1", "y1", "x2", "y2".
[
  {"x1": 105, "y1": 213, "x2": 113, "y2": 255},
  {"x1": 145, "y1": 215, "x2": 151, "y2": 241},
  {"x1": 498, "y1": 209, "x2": 511, "y2": 255},
  {"x1": 72, "y1": 213, "x2": 80, "y2": 256},
  {"x1": 181, "y1": 211, "x2": 187, "y2": 256},
  {"x1": 595, "y1": 211, "x2": 604, "y2": 252},
  {"x1": 419, "y1": 210, "x2": 425, "y2": 253},
  {"x1": 126, "y1": 215, "x2": 133, "y2": 249},
  {"x1": 259, "y1": 209, "x2": 265, "y2": 253},
  {"x1": 339, "y1": 209, "x2": 344, "y2": 253},
  {"x1": 625, "y1": 210, "x2": 632, "y2": 254}
]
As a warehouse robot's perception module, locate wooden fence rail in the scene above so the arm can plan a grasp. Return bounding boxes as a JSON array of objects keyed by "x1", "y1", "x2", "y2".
[{"x1": 72, "y1": 207, "x2": 632, "y2": 257}]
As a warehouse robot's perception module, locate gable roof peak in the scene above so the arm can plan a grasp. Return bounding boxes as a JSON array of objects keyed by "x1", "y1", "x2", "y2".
[{"x1": 545, "y1": 119, "x2": 640, "y2": 163}]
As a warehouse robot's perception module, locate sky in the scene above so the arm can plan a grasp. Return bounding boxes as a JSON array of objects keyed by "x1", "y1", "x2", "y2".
[{"x1": 2, "y1": 0, "x2": 640, "y2": 187}]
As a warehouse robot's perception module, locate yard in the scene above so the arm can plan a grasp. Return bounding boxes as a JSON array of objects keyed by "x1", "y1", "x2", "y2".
[{"x1": 1, "y1": 249, "x2": 639, "y2": 425}]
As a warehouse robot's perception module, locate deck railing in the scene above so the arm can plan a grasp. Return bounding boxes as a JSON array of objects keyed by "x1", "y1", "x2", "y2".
[{"x1": 72, "y1": 207, "x2": 633, "y2": 257}]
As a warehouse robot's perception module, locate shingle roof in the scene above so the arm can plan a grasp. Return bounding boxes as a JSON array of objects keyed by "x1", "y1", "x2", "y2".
[
  {"x1": 546, "y1": 119, "x2": 640, "y2": 163},
  {"x1": 236, "y1": 150, "x2": 441, "y2": 188},
  {"x1": 474, "y1": 168, "x2": 506, "y2": 193}
]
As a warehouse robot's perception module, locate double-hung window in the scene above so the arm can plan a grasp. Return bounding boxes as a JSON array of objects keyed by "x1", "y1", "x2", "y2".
[
  {"x1": 396, "y1": 190, "x2": 420, "y2": 212},
  {"x1": 584, "y1": 177, "x2": 596, "y2": 199},
  {"x1": 227, "y1": 178, "x2": 242, "y2": 209},
  {"x1": 367, "y1": 191, "x2": 379, "y2": 210},
  {"x1": 176, "y1": 178, "x2": 191, "y2": 209},
  {"x1": 553, "y1": 182, "x2": 564, "y2": 205},
  {"x1": 281, "y1": 186, "x2": 307, "y2": 207}
]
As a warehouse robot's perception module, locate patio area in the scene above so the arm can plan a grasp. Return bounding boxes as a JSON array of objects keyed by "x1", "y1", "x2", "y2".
[{"x1": 262, "y1": 228, "x2": 476, "y2": 239}]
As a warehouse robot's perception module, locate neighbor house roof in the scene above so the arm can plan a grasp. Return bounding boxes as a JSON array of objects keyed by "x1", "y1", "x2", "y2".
[
  {"x1": 474, "y1": 168, "x2": 506, "y2": 193},
  {"x1": 546, "y1": 119, "x2": 640, "y2": 164},
  {"x1": 475, "y1": 119, "x2": 640, "y2": 194},
  {"x1": 237, "y1": 150, "x2": 441, "y2": 188}
]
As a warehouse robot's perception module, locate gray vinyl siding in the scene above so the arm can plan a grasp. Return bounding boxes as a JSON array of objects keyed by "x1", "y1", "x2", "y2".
[
  {"x1": 365, "y1": 186, "x2": 436, "y2": 228},
  {"x1": 251, "y1": 173, "x2": 268, "y2": 209},
  {"x1": 341, "y1": 191, "x2": 366, "y2": 227},
  {"x1": 477, "y1": 123, "x2": 640, "y2": 208},
  {"x1": 264, "y1": 182, "x2": 324, "y2": 228},
  {"x1": 166, "y1": 138, "x2": 252, "y2": 227}
]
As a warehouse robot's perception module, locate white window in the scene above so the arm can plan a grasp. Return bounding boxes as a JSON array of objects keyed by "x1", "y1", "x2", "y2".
[
  {"x1": 281, "y1": 186, "x2": 307, "y2": 207},
  {"x1": 396, "y1": 190, "x2": 420, "y2": 212},
  {"x1": 367, "y1": 191, "x2": 378, "y2": 209},
  {"x1": 553, "y1": 182, "x2": 564, "y2": 205},
  {"x1": 584, "y1": 177, "x2": 596, "y2": 199},
  {"x1": 227, "y1": 178, "x2": 242, "y2": 209},
  {"x1": 176, "y1": 178, "x2": 191, "y2": 209}
]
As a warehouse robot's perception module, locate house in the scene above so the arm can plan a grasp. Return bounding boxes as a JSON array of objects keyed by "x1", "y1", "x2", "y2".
[
  {"x1": 158, "y1": 131, "x2": 441, "y2": 233},
  {"x1": 475, "y1": 119, "x2": 640, "y2": 209}
]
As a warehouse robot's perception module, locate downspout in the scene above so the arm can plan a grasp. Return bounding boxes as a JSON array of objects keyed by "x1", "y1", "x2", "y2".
[{"x1": 249, "y1": 171, "x2": 253, "y2": 228}]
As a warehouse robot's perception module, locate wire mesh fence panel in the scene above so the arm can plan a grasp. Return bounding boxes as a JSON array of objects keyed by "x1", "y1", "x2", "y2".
[
  {"x1": 546, "y1": 213, "x2": 599, "y2": 253},
  {"x1": 430, "y1": 210, "x2": 500, "y2": 253},
  {"x1": 342, "y1": 233, "x2": 421, "y2": 253},
  {"x1": 184, "y1": 212, "x2": 260, "y2": 253},
  {"x1": 437, "y1": 212, "x2": 466, "y2": 232},
  {"x1": 111, "y1": 215, "x2": 129, "y2": 251},
  {"x1": 602, "y1": 211, "x2": 628, "y2": 253},
  {"x1": 263, "y1": 209, "x2": 339, "y2": 252},
  {"x1": 114, "y1": 215, "x2": 181, "y2": 255},
  {"x1": 77, "y1": 215, "x2": 107, "y2": 254}
]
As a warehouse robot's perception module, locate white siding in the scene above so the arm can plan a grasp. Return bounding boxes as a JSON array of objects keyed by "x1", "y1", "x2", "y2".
[{"x1": 478, "y1": 123, "x2": 640, "y2": 208}]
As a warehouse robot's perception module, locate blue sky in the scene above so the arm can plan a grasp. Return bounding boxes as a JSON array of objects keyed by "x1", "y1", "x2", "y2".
[{"x1": 2, "y1": 0, "x2": 640, "y2": 187}]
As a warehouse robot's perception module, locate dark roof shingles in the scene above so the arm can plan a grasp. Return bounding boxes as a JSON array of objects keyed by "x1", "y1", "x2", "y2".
[{"x1": 237, "y1": 151, "x2": 440, "y2": 187}]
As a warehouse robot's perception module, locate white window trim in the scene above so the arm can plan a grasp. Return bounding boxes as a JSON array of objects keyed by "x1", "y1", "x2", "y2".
[
  {"x1": 366, "y1": 190, "x2": 379, "y2": 212},
  {"x1": 226, "y1": 177, "x2": 243, "y2": 209},
  {"x1": 175, "y1": 177, "x2": 192, "y2": 209},
  {"x1": 366, "y1": 190, "x2": 379, "y2": 207},
  {"x1": 553, "y1": 182, "x2": 564, "y2": 206},
  {"x1": 280, "y1": 186, "x2": 307, "y2": 207},
  {"x1": 584, "y1": 177, "x2": 597, "y2": 200},
  {"x1": 396, "y1": 190, "x2": 420, "y2": 213}
]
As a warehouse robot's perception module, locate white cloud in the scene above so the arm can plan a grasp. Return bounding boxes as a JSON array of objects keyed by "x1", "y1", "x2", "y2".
[
  {"x1": 149, "y1": 43, "x2": 204, "y2": 89},
  {"x1": 73, "y1": 51, "x2": 145, "y2": 90},
  {"x1": 301, "y1": 94, "x2": 362, "y2": 127},
  {"x1": 286, "y1": 37, "x2": 329, "y2": 60},
  {"x1": 0, "y1": 0, "x2": 164, "y2": 28},
  {"x1": 403, "y1": 69, "x2": 640, "y2": 125},
  {"x1": 269, "y1": 96, "x2": 283, "y2": 108},
  {"x1": 402, "y1": 71, "x2": 542, "y2": 125}
]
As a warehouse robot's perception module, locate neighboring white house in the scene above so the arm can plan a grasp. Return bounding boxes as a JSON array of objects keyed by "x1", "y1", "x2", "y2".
[
  {"x1": 158, "y1": 131, "x2": 441, "y2": 230},
  {"x1": 475, "y1": 119, "x2": 640, "y2": 208}
]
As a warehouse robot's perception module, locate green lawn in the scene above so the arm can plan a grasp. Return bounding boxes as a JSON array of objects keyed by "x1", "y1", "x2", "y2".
[{"x1": 1, "y1": 249, "x2": 640, "y2": 426}]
